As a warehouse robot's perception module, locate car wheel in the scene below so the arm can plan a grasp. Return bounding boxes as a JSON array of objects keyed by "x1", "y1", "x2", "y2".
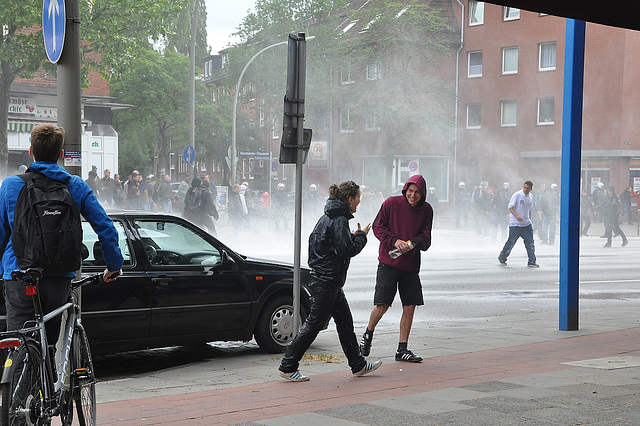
[{"x1": 254, "y1": 295, "x2": 307, "y2": 354}]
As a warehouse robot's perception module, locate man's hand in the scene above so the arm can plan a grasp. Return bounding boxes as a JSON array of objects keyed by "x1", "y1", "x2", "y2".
[
  {"x1": 356, "y1": 222, "x2": 371, "y2": 235},
  {"x1": 394, "y1": 239, "x2": 411, "y2": 252},
  {"x1": 103, "y1": 269, "x2": 121, "y2": 282}
]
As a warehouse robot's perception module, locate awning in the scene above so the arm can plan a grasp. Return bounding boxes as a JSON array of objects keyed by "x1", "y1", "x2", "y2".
[{"x1": 8, "y1": 121, "x2": 41, "y2": 133}]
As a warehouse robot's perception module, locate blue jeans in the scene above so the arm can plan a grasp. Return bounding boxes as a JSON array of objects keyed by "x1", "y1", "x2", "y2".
[{"x1": 499, "y1": 224, "x2": 536, "y2": 265}]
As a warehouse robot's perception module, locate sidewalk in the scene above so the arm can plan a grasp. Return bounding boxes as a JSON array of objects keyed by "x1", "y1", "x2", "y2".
[
  {"x1": 95, "y1": 303, "x2": 640, "y2": 425},
  {"x1": 93, "y1": 220, "x2": 640, "y2": 425}
]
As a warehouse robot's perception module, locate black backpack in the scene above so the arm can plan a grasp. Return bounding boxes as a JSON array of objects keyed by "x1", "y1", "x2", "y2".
[
  {"x1": 13, "y1": 172, "x2": 83, "y2": 273},
  {"x1": 184, "y1": 187, "x2": 204, "y2": 214}
]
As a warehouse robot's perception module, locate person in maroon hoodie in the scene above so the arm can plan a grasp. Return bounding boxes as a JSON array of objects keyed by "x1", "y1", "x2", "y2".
[{"x1": 360, "y1": 174, "x2": 433, "y2": 362}]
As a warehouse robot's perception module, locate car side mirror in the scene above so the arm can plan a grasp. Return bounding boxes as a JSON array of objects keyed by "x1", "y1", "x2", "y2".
[{"x1": 221, "y1": 249, "x2": 235, "y2": 266}]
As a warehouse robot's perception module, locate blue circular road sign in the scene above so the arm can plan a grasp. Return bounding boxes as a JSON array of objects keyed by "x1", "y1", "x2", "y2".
[
  {"x1": 183, "y1": 145, "x2": 196, "y2": 165},
  {"x1": 43, "y1": 0, "x2": 66, "y2": 64}
]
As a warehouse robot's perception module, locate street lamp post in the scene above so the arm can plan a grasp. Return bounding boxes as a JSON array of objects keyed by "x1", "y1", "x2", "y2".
[
  {"x1": 231, "y1": 41, "x2": 287, "y2": 184},
  {"x1": 231, "y1": 36, "x2": 314, "y2": 184}
]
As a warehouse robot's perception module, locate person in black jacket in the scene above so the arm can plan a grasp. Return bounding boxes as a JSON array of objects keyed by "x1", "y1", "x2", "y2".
[{"x1": 278, "y1": 181, "x2": 383, "y2": 382}]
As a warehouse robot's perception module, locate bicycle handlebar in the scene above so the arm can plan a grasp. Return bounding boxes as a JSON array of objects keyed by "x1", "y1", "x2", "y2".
[{"x1": 10, "y1": 268, "x2": 105, "y2": 289}]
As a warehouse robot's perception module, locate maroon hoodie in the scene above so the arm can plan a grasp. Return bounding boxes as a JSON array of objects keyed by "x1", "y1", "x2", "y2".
[{"x1": 373, "y1": 175, "x2": 433, "y2": 272}]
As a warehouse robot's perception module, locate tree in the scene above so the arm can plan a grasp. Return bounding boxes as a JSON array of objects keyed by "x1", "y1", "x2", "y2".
[
  {"x1": 0, "y1": 3, "x2": 47, "y2": 176},
  {"x1": 0, "y1": 1, "x2": 192, "y2": 176},
  {"x1": 111, "y1": 50, "x2": 193, "y2": 178}
]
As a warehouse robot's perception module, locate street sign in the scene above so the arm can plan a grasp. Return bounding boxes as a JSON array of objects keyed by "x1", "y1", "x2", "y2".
[
  {"x1": 43, "y1": 0, "x2": 66, "y2": 63},
  {"x1": 183, "y1": 145, "x2": 195, "y2": 165}
]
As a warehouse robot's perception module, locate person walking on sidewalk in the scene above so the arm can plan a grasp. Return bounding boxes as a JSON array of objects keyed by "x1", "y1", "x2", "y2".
[
  {"x1": 360, "y1": 174, "x2": 433, "y2": 363},
  {"x1": 278, "y1": 181, "x2": 382, "y2": 382},
  {"x1": 498, "y1": 180, "x2": 539, "y2": 267},
  {"x1": 602, "y1": 185, "x2": 628, "y2": 247}
]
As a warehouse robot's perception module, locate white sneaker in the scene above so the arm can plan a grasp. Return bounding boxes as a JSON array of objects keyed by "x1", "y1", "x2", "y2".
[
  {"x1": 278, "y1": 370, "x2": 310, "y2": 382},
  {"x1": 353, "y1": 360, "x2": 383, "y2": 377}
]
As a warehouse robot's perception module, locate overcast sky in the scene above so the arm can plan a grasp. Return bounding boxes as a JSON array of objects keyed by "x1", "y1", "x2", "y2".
[{"x1": 204, "y1": 0, "x2": 255, "y2": 54}]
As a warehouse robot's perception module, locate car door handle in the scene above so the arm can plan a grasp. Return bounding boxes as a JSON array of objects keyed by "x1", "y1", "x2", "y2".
[{"x1": 151, "y1": 277, "x2": 172, "y2": 286}]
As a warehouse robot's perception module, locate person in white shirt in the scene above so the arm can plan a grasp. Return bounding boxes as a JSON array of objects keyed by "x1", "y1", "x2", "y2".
[{"x1": 498, "y1": 180, "x2": 538, "y2": 267}]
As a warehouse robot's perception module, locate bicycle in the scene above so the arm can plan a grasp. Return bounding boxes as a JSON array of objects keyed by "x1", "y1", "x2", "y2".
[{"x1": 0, "y1": 268, "x2": 105, "y2": 426}]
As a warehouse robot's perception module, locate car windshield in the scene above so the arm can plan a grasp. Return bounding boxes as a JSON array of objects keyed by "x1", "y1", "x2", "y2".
[{"x1": 133, "y1": 219, "x2": 221, "y2": 266}]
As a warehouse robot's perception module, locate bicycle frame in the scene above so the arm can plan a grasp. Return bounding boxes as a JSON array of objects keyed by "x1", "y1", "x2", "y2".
[{"x1": 0, "y1": 271, "x2": 100, "y2": 422}]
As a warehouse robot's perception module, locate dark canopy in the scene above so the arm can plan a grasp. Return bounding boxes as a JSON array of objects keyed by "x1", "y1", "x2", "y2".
[{"x1": 484, "y1": 1, "x2": 640, "y2": 31}]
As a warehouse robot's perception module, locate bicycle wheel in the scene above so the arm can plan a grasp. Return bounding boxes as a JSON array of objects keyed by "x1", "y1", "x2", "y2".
[
  {"x1": 72, "y1": 326, "x2": 96, "y2": 426},
  {"x1": 0, "y1": 340, "x2": 44, "y2": 426}
]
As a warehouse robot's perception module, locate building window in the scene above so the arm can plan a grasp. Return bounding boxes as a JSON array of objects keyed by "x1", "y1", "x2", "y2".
[
  {"x1": 366, "y1": 63, "x2": 382, "y2": 80},
  {"x1": 539, "y1": 42, "x2": 557, "y2": 71},
  {"x1": 502, "y1": 46, "x2": 518, "y2": 75},
  {"x1": 466, "y1": 104, "x2": 481, "y2": 129},
  {"x1": 272, "y1": 117, "x2": 280, "y2": 139},
  {"x1": 537, "y1": 97, "x2": 555, "y2": 125},
  {"x1": 504, "y1": 7, "x2": 520, "y2": 21},
  {"x1": 212, "y1": 88, "x2": 217, "y2": 103},
  {"x1": 469, "y1": 1, "x2": 484, "y2": 25},
  {"x1": 501, "y1": 100, "x2": 517, "y2": 127},
  {"x1": 468, "y1": 51, "x2": 482, "y2": 77},
  {"x1": 259, "y1": 105, "x2": 265, "y2": 128},
  {"x1": 365, "y1": 113, "x2": 380, "y2": 131},
  {"x1": 340, "y1": 108, "x2": 354, "y2": 133},
  {"x1": 341, "y1": 64, "x2": 353, "y2": 85}
]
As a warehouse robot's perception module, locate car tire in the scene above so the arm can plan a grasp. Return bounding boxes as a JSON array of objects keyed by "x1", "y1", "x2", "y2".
[{"x1": 254, "y1": 295, "x2": 307, "y2": 354}]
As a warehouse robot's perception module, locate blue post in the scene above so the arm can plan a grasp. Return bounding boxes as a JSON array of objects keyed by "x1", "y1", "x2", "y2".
[{"x1": 559, "y1": 19, "x2": 585, "y2": 331}]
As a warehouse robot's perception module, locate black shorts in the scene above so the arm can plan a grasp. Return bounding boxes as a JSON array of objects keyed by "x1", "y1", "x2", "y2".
[{"x1": 373, "y1": 263, "x2": 424, "y2": 307}]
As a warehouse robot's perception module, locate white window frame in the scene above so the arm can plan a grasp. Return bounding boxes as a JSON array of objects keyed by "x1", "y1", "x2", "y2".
[
  {"x1": 366, "y1": 63, "x2": 382, "y2": 81},
  {"x1": 466, "y1": 104, "x2": 481, "y2": 129},
  {"x1": 502, "y1": 46, "x2": 518, "y2": 75},
  {"x1": 340, "y1": 108, "x2": 354, "y2": 133},
  {"x1": 271, "y1": 117, "x2": 280, "y2": 139},
  {"x1": 537, "y1": 97, "x2": 555, "y2": 125},
  {"x1": 468, "y1": 51, "x2": 483, "y2": 78},
  {"x1": 469, "y1": 1, "x2": 484, "y2": 26},
  {"x1": 341, "y1": 64, "x2": 354, "y2": 85},
  {"x1": 501, "y1": 100, "x2": 517, "y2": 127},
  {"x1": 504, "y1": 7, "x2": 520, "y2": 21},
  {"x1": 539, "y1": 42, "x2": 557, "y2": 71},
  {"x1": 259, "y1": 104, "x2": 265, "y2": 128}
]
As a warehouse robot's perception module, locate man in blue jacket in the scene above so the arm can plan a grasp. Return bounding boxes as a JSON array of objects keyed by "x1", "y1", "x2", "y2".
[{"x1": 0, "y1": 124, "x2": 123, "y2": 343}]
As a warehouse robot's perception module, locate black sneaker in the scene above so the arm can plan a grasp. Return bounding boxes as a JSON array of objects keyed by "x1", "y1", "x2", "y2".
[
  {"x1": 498, "y1": 256, "x2": 507, "y2": 265},
  {"x1": 360, "y1": 330, "x2": 373, "y2": 356},
  {"x1": 395, "y1": 349, "x2": 422, "y2": 363},
  {"x1": 527, "y1": 263, "x2": 540, "y2": 268}
]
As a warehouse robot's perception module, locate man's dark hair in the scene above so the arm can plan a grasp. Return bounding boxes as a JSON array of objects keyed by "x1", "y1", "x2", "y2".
[
  {"x1": 524, "y1": 180, "x2": 533, "y2": 188},
  {"x1": 30, "y1": 124, "x2": 64, "y2": 162}
]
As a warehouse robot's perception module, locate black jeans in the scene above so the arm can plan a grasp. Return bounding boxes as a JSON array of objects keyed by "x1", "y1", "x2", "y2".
[
  {"x1": 279, "y1": 281, "x2": 366, "y2": 374},
  {"x1": 4, "y1": 277, "x2": 71, "y2": 345}
]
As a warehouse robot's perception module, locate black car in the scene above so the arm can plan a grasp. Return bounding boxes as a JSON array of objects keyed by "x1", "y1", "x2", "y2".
[{"x1": 68, "y1": 212, "x2": 313, "y2": 355}]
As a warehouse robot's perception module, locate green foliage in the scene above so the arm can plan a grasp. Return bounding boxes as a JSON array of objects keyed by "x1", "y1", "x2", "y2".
[
  {"x1": 112, "y1": 49, "x2": 192, "y2": 176},
  {"x1": 80, "y1": 0, "x2": 190, "y2": 79}
]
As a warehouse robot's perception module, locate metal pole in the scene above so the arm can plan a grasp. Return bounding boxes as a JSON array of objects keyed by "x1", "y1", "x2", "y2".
[
  {"x1": 189, "y1": 0, "x2": 198, "y2": 180},
  {"x1": 57, "y1": 0, "x2": 81, "y2": 177},
  {"x1": 559, "y1": 19, "x2": 585, "y2": 331},
  {"x1": 232, "y1": 41, "x2": 287, "y2": 184},
  {"x1": 292, "y1": 33, "x2": 307, "y2": 334}
]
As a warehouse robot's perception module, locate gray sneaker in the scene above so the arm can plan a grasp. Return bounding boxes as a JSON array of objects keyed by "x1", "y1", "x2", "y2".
[{"x1": 354, "y1": 360, "x2": 383, "y2": 377}]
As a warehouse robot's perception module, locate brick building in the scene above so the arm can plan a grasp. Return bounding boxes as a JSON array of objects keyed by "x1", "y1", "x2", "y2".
[
  {"x1": 8, "y1": 50, "x2": 125, "y2": 180},
  {"x1": 457, "y1": 1, "x2": 640, "y2": 196}
]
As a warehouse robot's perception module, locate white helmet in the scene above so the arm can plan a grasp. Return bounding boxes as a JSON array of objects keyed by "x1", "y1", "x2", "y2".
[
  {"x1": 458, "y1": 182, "x2": 465, "y2": 187},
  {"x1": 309, "y1": 184, "x2": 317, "y2": 189},
  {"x1": 277, "y1": 183, "x2": 285, "y2": 189}
]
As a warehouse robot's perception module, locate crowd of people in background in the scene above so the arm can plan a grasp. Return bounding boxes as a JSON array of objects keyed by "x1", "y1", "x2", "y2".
[
  {"x1": 454, "y1": 179, "x2": 635, "y2": 248},
  {"x1": 81, "y1": 167, "x2": 636, "y2": 248}
]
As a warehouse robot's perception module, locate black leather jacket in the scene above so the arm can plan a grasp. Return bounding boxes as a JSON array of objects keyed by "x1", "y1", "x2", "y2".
[{"x1": 308, "y1": 198, "x2": 367, "y2": 286}]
